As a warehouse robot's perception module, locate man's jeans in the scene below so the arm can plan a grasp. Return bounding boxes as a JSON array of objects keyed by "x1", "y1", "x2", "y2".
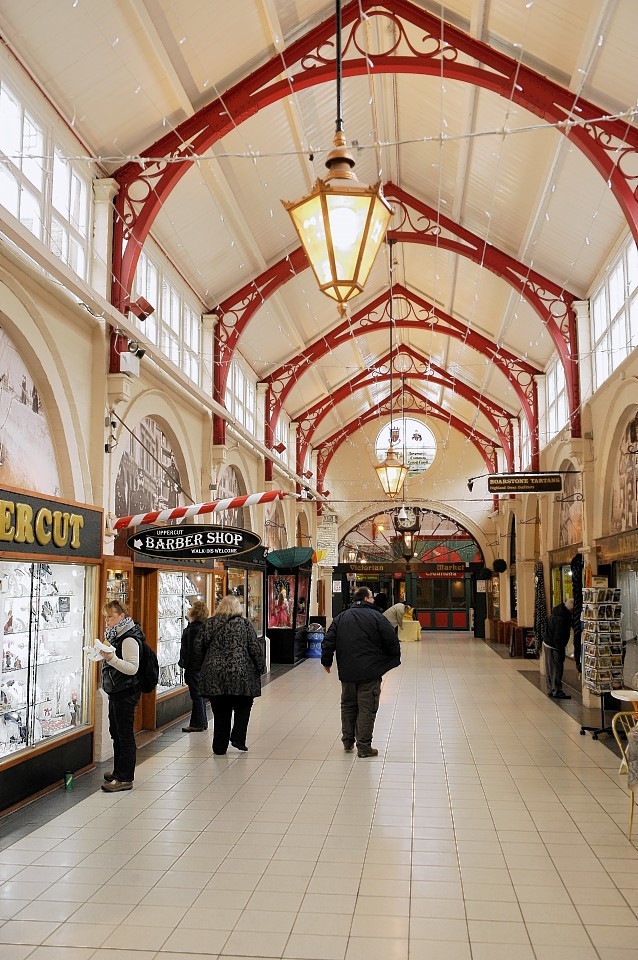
[{"x1": 340, "y1": 678, "x2": 381, "y2": 748}]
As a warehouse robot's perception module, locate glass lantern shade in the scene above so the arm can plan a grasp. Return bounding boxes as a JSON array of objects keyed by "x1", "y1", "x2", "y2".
[
  {"x1": 375, "y1": 446, "x2": 408, "y2": 499},
  {"x1": 401, "y1": 531, "x2": 415, "y2": 560},
  {"x1": 284, "y1": 178, "x2": 392, "y2": 305}
]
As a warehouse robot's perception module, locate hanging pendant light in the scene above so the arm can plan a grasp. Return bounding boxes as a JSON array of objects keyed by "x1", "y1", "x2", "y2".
[
  {"x1": 375, "y1": 239, "x2": 407, "y2": 498},
  {"x1": 375, "y1": 446, "x2": 408, "y2": 498},
  {"x1": 282, "y1": 0, "x2": 392, "y2": 309}
]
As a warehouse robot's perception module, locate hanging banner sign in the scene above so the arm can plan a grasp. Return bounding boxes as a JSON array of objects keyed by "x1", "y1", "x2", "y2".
[
  {"x1": 487, "y1": 473, "x2": 563, "y2": 494},
  {"x1": 316, "y1": 515, "x2": 339, "y2": 566},
  {"x1": 128, "y1": 525, "x2": 261, "y2": 559}
]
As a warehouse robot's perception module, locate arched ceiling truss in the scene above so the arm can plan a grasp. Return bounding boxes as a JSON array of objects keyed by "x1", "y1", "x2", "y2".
[
  {"x1": 263, "y1": 283, "x2": 540, "y2": 475},
  {"x1": 211, "y1": 186, "x2": 578, "y2": 438},
  {"x1": 293, "y1": 345, "x2": 515, "y2": 472},
  {"x1": 314, "y1": 383, "x2": 500, "y2": 491},
  {"x1": 111, "y1": 0, "x2": 638, "y2": 314}
]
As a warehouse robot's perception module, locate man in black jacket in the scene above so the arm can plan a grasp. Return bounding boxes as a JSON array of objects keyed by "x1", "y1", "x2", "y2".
[
  {"x1": 544, "y1": 597, "x2": 574, "y2": 699},
  {"x1": 322, "y1": 587, "x2": 401, "y2": 758}
]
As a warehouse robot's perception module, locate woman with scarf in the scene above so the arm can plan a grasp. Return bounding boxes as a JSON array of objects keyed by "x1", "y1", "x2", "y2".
[{"x1": 99, "y1": 600, "x2": 146, "y2": 792}]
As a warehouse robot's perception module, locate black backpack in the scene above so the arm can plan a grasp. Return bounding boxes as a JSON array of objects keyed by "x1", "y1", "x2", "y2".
[{"x1": 137, "y1": 637, "x2": 159, "y2": 693}]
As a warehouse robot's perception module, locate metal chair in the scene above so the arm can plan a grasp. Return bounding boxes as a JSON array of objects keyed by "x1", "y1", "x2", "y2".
[{"x1": 611, "y1": 711, "x2": 638, "y2": 774}]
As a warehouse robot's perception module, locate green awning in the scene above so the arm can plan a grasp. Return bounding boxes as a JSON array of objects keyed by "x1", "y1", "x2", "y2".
[{"x1": 267, "y1": 547, "x2": 314, "y2": 568}]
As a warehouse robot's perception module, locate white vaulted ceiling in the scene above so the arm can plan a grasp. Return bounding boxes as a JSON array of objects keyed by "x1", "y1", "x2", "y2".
[{"x1": 0, "y1": 0, "x2": 636, "y2": 510}]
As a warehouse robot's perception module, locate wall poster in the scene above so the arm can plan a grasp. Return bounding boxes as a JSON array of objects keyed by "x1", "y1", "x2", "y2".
[
  {"x1": 610, "y1": 411, "x2": 638, "y2": 534},
  {"x1": 0, "y1": 326, "x2": 60, "y2": 495},
  {"x1": 115, "y1": 417, "x2": 183, "y2": 519}
]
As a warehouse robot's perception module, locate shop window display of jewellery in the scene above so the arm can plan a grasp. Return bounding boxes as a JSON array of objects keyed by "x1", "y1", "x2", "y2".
[{"x1": 0, "y1": 561, "x2": 85, "y2": 757}]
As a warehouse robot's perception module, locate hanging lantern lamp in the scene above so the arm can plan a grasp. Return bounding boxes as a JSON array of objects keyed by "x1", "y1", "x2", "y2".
[{"x1": 282, "y1": 0, "x2": 392, "y2": 309}]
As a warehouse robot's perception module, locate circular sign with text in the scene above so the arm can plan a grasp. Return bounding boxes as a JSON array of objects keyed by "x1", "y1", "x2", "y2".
[{"x1": 128, "y1": 525, "x2": 261, "y2": 559}]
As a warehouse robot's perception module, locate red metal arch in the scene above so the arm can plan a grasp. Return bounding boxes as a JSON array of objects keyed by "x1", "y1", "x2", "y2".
[
  {"x1": 314, "y1": 384, "x2": 499, "y2": 491},
  {"x1": 294, "y1": 345, "x2": 514, "y2": 471},
  {"x1": 264, "y1": 283, "x2": 540, "y2": 466},
  {"x1": 212, "y1": 182, "x2": 575, "y2": 431},
  {"x1": 112, "y1": 0, "x2": 638, "y2": 311},
  {"x1": 384, "y1": 183, "x2": 581, "y2": 437}
]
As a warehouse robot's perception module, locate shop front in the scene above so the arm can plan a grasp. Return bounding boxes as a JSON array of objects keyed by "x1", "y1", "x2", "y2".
[
  {"x1": 266, "y1": 548, "x2": 313, "y2": 664},
  {"x1": 416, "y1": 564, "x2": 473, "y2": 630},
  {"x1": 597, "y1": 528, "x2": 638, "y2": 643},
  {"x1": 549, "y1": 544, "x2": 580, "y2": 607},
  {"x1": 0, "y1": 486, "x2": 102, "y2": 812},
  {"x1": 333, "y1": 561, "x2": 477, "y2": 631},
  {"x1": 225, "y1": 545, "x2": 268, "y2": 669},
  {"x1": 132, "y1": 553, "x2": 216, "y2": 730}
]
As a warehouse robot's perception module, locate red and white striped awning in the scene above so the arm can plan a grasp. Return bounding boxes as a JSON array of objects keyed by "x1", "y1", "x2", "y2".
[{"x1": 112, "y1": 490, "x2": 288, "y2": 531}]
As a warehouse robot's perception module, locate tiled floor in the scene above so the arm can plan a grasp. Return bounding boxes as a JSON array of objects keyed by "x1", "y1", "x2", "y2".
[{"x1": 0, "y1": 633, "x2": 636, "y2": 960}]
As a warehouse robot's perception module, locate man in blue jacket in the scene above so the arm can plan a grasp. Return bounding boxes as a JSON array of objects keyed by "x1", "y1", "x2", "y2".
[{"x1": 322, "y1": 587, "x2": 401, "y2": 758}]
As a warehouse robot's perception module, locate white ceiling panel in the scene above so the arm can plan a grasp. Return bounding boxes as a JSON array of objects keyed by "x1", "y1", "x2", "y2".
[{"x1": 0, "y1": 0, "x2": 635, "y2": 500}]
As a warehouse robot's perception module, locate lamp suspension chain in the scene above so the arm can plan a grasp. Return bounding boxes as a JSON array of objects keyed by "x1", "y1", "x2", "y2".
[
  {"x1": 335, "y1": 0, "x2": 343, "y2": 134},
  {"x1": 389, "y1": 238, "x2": 394, "y2": 436}
]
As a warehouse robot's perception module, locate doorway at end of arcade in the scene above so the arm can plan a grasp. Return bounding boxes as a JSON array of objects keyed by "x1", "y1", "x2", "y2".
[{"x1": 333, "y1": 562, "x2": 485, "y2": 634}]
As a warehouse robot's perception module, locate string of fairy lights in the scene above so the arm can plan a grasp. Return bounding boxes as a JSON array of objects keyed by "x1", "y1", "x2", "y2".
[{"x1": 0, "y1": 0, "x2": 636, "y2": 519}]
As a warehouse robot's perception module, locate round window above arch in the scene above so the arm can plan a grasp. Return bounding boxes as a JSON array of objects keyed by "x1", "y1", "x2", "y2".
[{"x1": 375, "y1": 417, "x2": 436, "y2": 478}]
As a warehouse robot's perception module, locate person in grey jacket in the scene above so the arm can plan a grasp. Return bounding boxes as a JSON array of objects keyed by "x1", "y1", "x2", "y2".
[
  {"x1": 322, "y1": 587, "x2": 400, "y2": 758},
  {"x1": 192, "y1": 595, "x2": 265, "y2": 755}
]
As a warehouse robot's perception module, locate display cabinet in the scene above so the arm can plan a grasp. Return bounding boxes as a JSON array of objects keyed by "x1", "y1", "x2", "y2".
[
  {"x1": 226, "y1": 561, "x2": 265, "y2": 638},
  {"x1": 103, "y1": 558, "x2": 133, "y2": 609},
  {"x1": 0, "y1": 559, "x2": 95, "y2": 761},
  {"x1": 266, "y1": 558, "x2": 312, "y2": 664},
  {"x1": 157, "y1": 570, "x2": 206, "y2": 695}
]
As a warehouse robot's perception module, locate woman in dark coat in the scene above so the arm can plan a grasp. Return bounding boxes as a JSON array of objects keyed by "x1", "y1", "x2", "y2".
[
  {"x1": 193, "y1": 595, "x2": 265, "y2": 755},
  {"x1": 179, "y1": 599, "x2": 210, "y2": 732}
]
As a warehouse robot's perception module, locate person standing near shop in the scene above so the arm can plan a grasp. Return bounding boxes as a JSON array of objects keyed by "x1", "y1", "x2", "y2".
[
  {"x1": 322, "y1": 586, "x2": 400, "y2": 758},
  {"x1": 384, "y1": 601, "x2": 407, "y2": 634},
  {"x1": 193, "y1": 595, "x2": 265, "y2": 755},
  {"x1": 179, "y1": 599, "x2": 210, "y2": 732},
  {"x1": 100, "y1": 600, "x2": 145, "y2": 792},
  {"x1": 544, "y1": 597, "x2": 574, "y2": 699}
]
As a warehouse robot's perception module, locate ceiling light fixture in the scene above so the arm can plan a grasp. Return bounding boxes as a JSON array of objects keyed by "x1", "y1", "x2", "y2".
[
  {"x1": 282, "y1": 0, "x2": 392, "y2": 310},
  {"x1": 375, "y1": 240, "x2": 407, "y2": 499}
]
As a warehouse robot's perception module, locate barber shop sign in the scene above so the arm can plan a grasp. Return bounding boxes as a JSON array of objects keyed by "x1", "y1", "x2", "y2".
[{"x1": 128, "y1": 525, "x2": 261, "y2": 559}]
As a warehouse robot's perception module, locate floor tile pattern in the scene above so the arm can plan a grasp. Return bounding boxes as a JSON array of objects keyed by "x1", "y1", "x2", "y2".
[{"x1": 0, "y1": 634, "x2": 636, "y2": 960}]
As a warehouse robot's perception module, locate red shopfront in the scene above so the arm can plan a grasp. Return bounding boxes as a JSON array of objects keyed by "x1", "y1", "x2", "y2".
[{"x1": 415, "y1": 563, "x2": 473, "y2": 630}]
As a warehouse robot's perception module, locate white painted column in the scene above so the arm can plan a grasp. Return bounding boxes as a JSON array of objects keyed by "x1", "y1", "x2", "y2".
[{"x1": 91, "y1": 178, "x2": 119, "y2": 300}]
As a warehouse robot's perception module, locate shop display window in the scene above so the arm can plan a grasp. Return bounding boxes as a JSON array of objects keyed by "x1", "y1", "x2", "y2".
[
  {"x1": 268, "y1": 574, "x2": 295, "y2": 629},
  {"x1": 0, "y1": 560, "x2": 94, "y2": 759},
  {"x1": 106, "y1": 567, "x2": 130, "y2": 607},
  {"x1": 213, "y1": 571, "x2": 225, "y2": 610},
  {"x1": 296, "y1": 574, "x2": 309, "y2": 628},
  {"x1": 227, "y1": 567, "x2": 245, "y2": 603},
  {"x1": 157, "y1": 570, "x2": 205, "y2": 696},
  {"x1": 247, "y1": 570, "x2": 264, "y2": 636}
]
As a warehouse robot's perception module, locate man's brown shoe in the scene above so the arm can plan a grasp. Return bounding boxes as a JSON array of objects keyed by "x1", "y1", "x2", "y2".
[
  {"x1": 343, "y1": 742, "x2": 355, "y2": 752},
  {"x1": 357, "y1": 747, "x2": 378, "y2": 758},
  {"x1": 103, "y1": 771, "x2": 115, "y2": 782},
  {"x1": 101, "y1": 780, "x2": 133, "y2": 792},
  {"x1": 182, "y1": 726, "x2": 207, "y2": 732}
]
